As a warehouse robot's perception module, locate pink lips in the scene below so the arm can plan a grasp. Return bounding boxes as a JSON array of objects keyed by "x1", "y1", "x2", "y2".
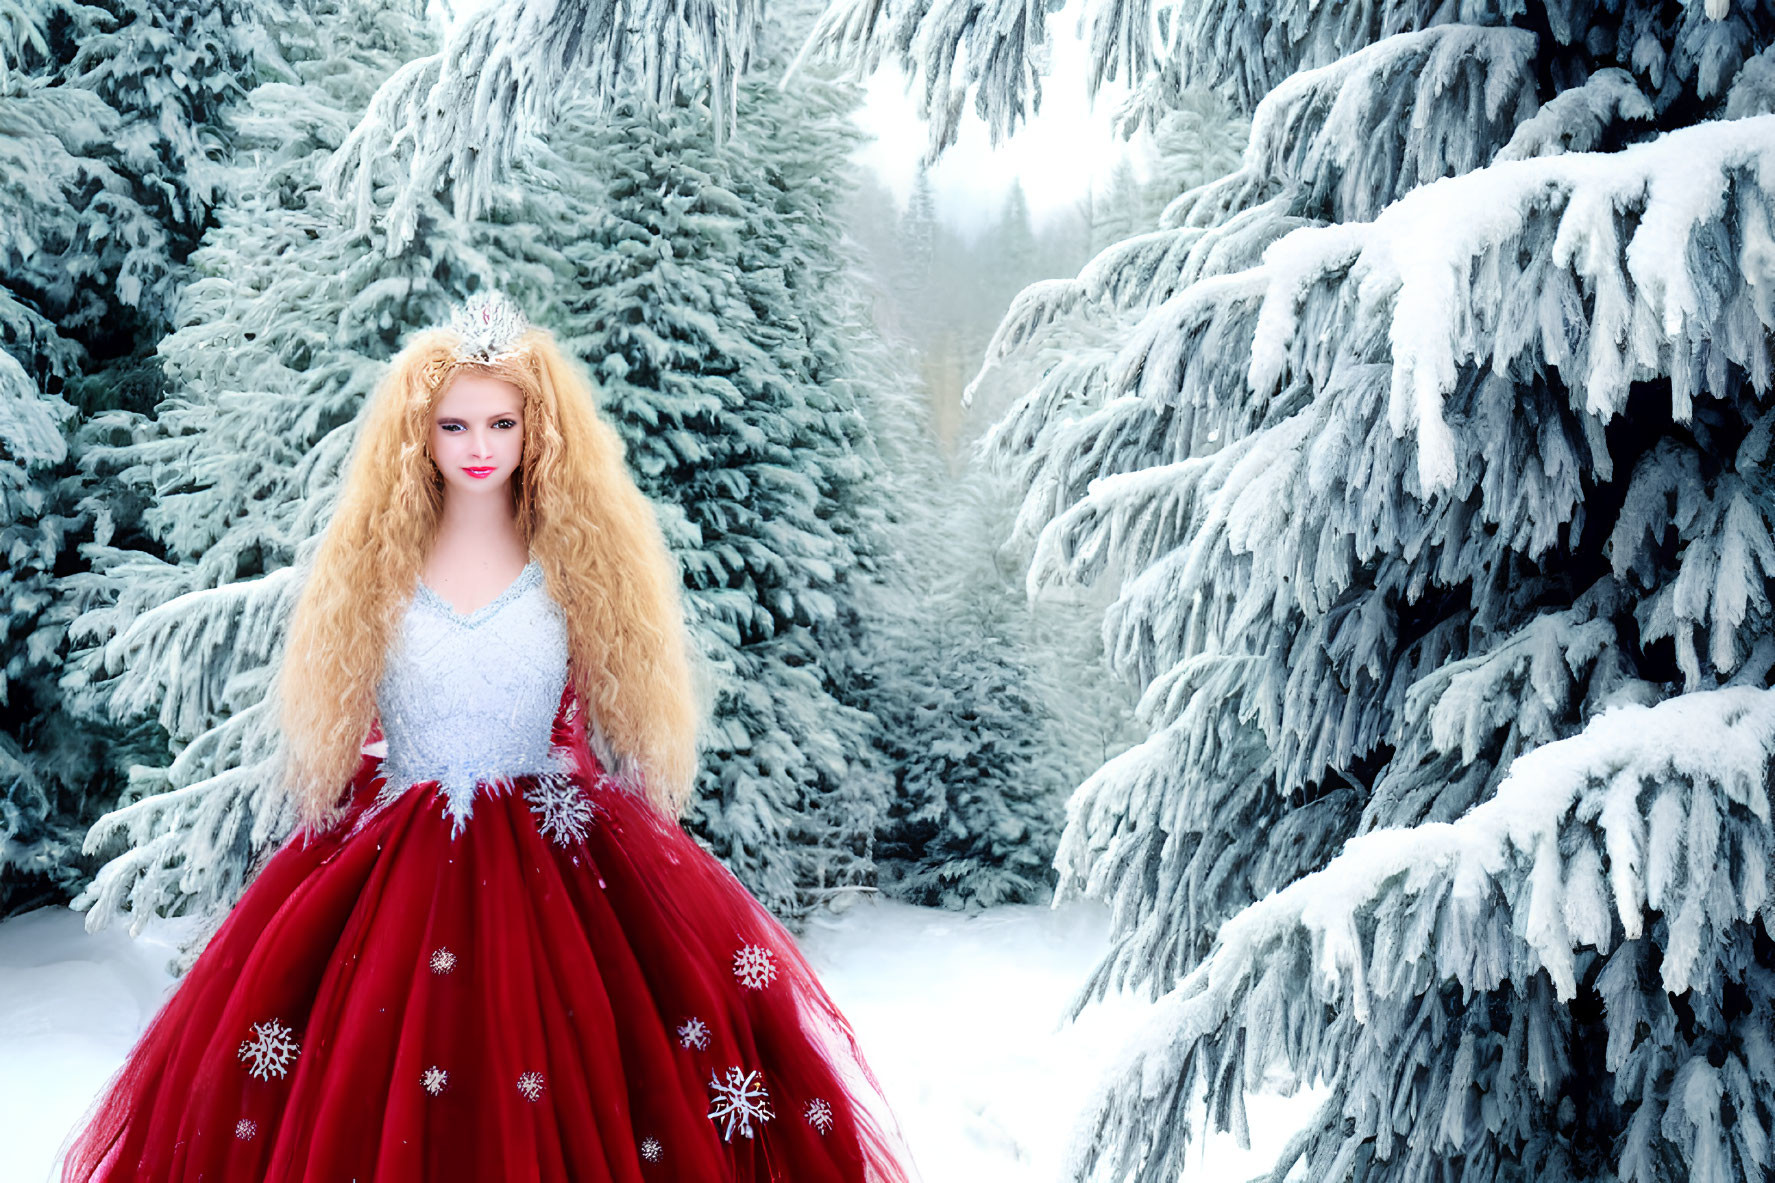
[{"x1": 462, "y1": 467, "x2": 496, "y2": 480}]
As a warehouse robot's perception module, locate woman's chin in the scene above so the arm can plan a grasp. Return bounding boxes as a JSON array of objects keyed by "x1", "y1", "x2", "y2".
[{"x1": 443, "y1": 475, "x2": 515, "y2": 498}]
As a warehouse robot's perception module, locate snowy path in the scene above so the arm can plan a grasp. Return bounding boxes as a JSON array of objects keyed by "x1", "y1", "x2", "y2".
[{"x1": 1, "y1": 896, "x2": 1314, "y2": 1182}]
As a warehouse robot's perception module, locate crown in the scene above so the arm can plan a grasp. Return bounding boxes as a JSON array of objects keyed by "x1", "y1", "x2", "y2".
[{"x1": 448, "y1": 290, "x2": 530, "y2": 363}]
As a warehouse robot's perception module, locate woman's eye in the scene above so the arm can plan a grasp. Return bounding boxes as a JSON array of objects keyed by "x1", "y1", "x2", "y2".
[
  {"x1": 496, "y1": 418, "x2": 518, "y2": 429},
  {"x1": 439, "y1": 423, "x2": 463, "y2": 432}
]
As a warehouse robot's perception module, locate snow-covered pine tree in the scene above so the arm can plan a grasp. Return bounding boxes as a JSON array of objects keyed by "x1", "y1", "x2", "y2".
[
  {"x1": 861, "y1": 469, "x2": 1076, "y2": 911},
  {"x1": 1, "y1": 0, "x2": 258, "y2": 915},
  {"x1": 715, "y1": 9, "x2": 919, "y2": 910},
  {"x1": 0, "y1": 2, "x2": 87, "y2": 903},
  {"x1": 524, "y1": 0, "x2": 1104, "y2": 920},
  {"x1": 0, "y1": 301, "x2": 80, "y2": 909},
  {"x1": 816, "y1": 212, "x2": 1069, "y2": 909},
  {"x1": 56, "y1": 0, "x2": 553, "y2": 933},
  {"x1": 818, "y1": 1, "x2": 1775, "y2": 1181},
  {"x1": 811, "y1": 98, "x2": 1128, "y2": 914},
  {"x1": 893, "y1": 168, "x2": 940, "y2": 342},
  {"x1": 529, "y1": 26, "x2": 898, "y2": 918},
  {"x1": 820, "y1": 152, "x2": 1157, "y2": 912},
  {"x1": 1085, "y1": 158, "x2": 1149, "y2": 259}
]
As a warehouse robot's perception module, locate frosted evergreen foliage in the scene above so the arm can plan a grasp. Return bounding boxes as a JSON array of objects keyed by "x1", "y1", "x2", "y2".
[
  {"x1": 1003, "y1": 117, "x2": 1775, "y2": 1179},
  {"x1": 58, "y1": 0, "x2": 522, "y2": 933},
  {"x1": 810, "y1": 0, "x2": 1773, "y2": 148},
  {"x1": 0, "y1": 341, "x2": 72, "y2": 704},
  {"x1": 981, "y1": 64, "x2": 1775, "y2": 983},
  {"x1": 62, "y1": 0, "x2": 251, "y2": 312},
  {"x1": 1071, "y1": 687, "x2": 1775, "y2": 1183},
  {"x1": 0, "y1": 337, "x2": 78, "y2": 898},
  {"x1": 69, "y1": 571, "x2": 306, "y2": 932},
  {"x1": 2, "y1": 7, "x2": 109, "y2": 906},
  {"x1": 1144, "y1": 0, "x2": 1766, "y2": 117},
  {"x1": 1128, "y1": 91, "x2": 1247, "y2": 226},
  {"x1": 1730, "y1": 44, "x2": 1775, "y2": 115},
  {"x1": 1, "y1": 0, "x2": 258, "y2": 914},
  {"x1": 930, "y1": 0, "x2": 1775, "y2": 1178},
  {"x1": 838, "y1": 165, "x2": 1153, "y2": 909},
  {"x1": 867, "y1": 548, "x2": 1070, "y2": 909},
  {"x1": 1167, "y1": 27, "x2": 1539, "y2": 227},
  {"x1": 827, "y1": 169, "x2": 1120, "y2": 911},
  {"x1": 851, "y1": 362, "x2": 1085, "y2": 909},
  {"x1": 325, "y1": 0, "x2": 765, "y2": 253},
  {"x1": 3, "y1": 0, "x2": 251, "y2": 339},
  {"x1": 790, "y1": 0, "x2": 1056, "y2": 155},
  {"x1": 2, "y1": 30, "x2": 156, "y2": 343},
  {"x1": 1493, "y1": 67, "x2": 1656, "y2": 160}
]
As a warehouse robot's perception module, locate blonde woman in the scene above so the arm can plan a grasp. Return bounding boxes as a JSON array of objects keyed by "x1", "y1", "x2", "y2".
[{"x1": 58, "y1": 292, "x2": 914, "y2": 1183}]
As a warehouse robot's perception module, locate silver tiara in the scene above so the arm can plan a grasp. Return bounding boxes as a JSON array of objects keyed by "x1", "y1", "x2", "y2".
[{"x1": 448, "y1": 290, "x2": 529, "y2": 363}]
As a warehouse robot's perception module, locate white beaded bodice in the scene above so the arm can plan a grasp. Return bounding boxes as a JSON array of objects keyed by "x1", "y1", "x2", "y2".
[{"x1": 371, "y1": 559, "x2": 572, "y2": 835}]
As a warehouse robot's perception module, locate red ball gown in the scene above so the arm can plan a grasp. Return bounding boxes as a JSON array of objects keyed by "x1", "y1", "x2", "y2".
[{"x1": 57, "y1": 560, "x2": 915, "y2": 1183}]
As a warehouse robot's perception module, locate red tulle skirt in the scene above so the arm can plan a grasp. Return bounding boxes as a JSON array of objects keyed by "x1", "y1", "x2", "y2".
[{"x1": 57, "y1": 691, "x2": 914, "y2": 1183}]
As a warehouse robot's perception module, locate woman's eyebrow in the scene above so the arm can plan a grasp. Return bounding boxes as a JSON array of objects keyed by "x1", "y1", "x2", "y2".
[{"x1": 434, "y1": 411, "x2": 522, "y2": 424}]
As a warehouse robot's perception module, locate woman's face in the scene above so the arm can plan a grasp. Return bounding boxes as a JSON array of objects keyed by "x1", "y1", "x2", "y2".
[{"x1": 429, "y1": 372, "x2": 525, "y2": 500}]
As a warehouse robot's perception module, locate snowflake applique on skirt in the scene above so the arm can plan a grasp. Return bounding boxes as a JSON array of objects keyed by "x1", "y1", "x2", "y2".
[{"x1": 56, "y1": 685, "x2": 915, "y2": 1183}]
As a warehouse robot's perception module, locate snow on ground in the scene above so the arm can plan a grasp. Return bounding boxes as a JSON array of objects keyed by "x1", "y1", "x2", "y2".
[
  {"x1": 0, "y1": 904, "x2": 209, "y2": 1182},
  {"x1": 2, "y1": 895, "x2": 1317, "y2": 1182}
]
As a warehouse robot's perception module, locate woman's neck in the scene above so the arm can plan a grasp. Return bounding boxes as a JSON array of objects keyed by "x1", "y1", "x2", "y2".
[
  {"x1": 425, "y1": 491, "x2": 529, "y2": 592},
  {"x1": 436, "y1": 488, "x2": 522, "y2": 547}
]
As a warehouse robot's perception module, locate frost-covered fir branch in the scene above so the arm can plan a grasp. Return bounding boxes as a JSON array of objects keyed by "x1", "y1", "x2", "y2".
[
  {"x1": 1069, "y1": 685, "x2": 1775, "y2": 1183},
  {"x1": 788, "y1": 0, "x2": 1054, "y2": 156},
  {"x1": 970, "y1": 26, "x2": 1730, "y2": 399},
  {"x1": 1252, "y1": 113, "x2": 1775, "y2": 494},
  {"x1": 78, "y1": 567, "x2": 304, "y2": 753},
  {"x1": 1164, "y1": 26, "x2": 1540, "y2": 228},
  {"x1": 808, "y1": 0, "x2": 1768, "y2": 155},
  {"x1": 68, "y1": 546, "x2": 305, "y2": 936},
  {"x1": 1493, "y1": 67, "x2": 1655, "y2": 160},
  {"x1": 77, "y1": 693, "x2": 293, "y2": 936},
  {"x1": 993, "y1": 111, "x2": 1775, "y2": 708},
  {"x1": 324, "y1": 0, "x2": 765, "y2": 252},
  {"x1": 0, "y1": 339, "x2": 79, "y2": 896},
  {"x1": 1732, "y1": 43, "x2": 1775, "y2": 114},
  {"x1": 1143, "y1": 0, "x2": 1760, "y2": 115}
]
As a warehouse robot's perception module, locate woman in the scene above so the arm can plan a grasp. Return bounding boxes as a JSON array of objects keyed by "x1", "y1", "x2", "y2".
[{"x1": 57, "y1": 291, "x2": 916, "y2": 1183}]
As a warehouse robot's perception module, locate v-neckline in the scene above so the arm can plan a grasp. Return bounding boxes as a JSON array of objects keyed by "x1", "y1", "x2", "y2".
[{"x1": 416, "y1": 560, "x2": 540, "y2": 627}]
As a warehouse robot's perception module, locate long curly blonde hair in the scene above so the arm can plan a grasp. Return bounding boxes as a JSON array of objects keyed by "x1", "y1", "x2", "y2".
[{"x1": 275, "y1": 324, "x2": 703, "y2": 833}]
